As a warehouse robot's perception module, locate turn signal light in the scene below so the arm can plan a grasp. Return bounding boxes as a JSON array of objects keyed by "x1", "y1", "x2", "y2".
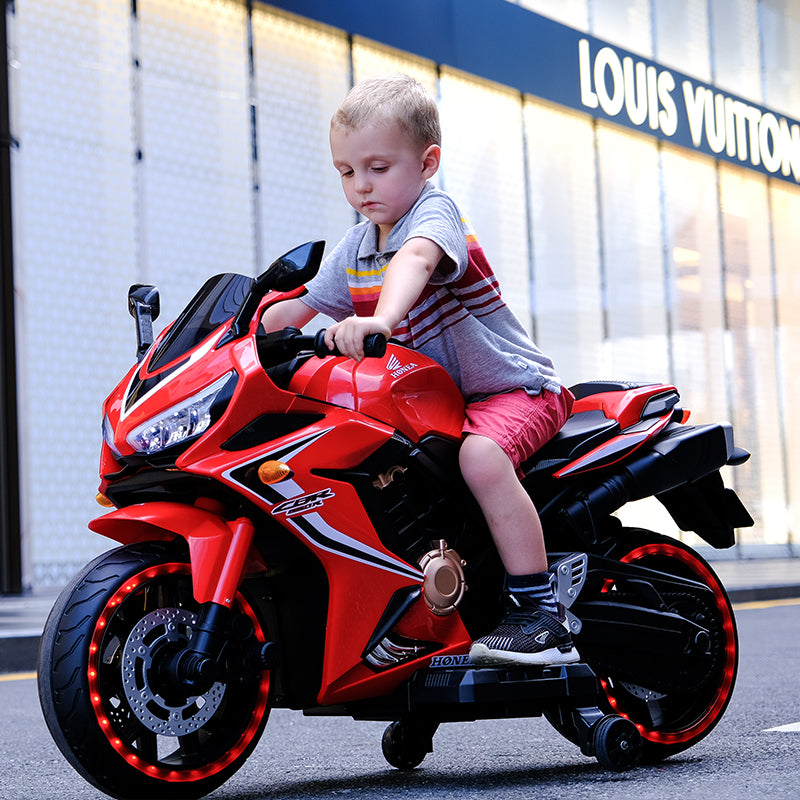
[
  {"x1": 257, "y1": 460, "x2": 293, "y2": 484},
  {"x1": 96, "y1": 492, "x2": 114, "y2": 508}
]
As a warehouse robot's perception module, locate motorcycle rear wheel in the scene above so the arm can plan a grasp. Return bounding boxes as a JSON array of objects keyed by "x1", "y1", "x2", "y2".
[
  {"x1": 38, "y1": 541, "x2": 271, "y2": 800},
  {"x1": 549, "y1": 529, "x2": 738, "y2": 761}
]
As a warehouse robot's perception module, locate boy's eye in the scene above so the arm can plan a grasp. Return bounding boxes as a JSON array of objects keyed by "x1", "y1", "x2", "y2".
[{"x1": 372, "y1": 165, "x2": 388, "y2": 173}]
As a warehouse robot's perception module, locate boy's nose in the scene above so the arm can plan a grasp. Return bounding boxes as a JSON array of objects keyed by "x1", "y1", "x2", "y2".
[{"x1": 354, "y1": 173, "x2": 371, "y2": 193}]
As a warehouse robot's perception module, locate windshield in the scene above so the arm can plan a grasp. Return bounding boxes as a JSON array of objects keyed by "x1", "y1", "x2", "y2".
[{"x1": 148, "y1": 273, "x2": 254, "y2": 371}]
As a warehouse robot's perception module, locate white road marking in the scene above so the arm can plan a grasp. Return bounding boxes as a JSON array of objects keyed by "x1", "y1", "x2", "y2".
[{"x1": 764, "y1": 722, "x2": 800, "y2": 732}]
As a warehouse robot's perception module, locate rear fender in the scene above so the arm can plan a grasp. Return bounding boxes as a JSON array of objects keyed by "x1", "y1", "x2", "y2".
[
  {"x1": 89, "y1": 502, "x2": 256, "y2": 606},
  {"x1": 554, "y1": 422, "x2": 753, "y2": 549}
]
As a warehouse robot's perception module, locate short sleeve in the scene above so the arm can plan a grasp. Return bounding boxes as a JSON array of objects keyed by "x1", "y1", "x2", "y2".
[
  {"x1": 302, "y1": 230, "x2": 359, "y2": 321},
  {"x1": 392, "y1": 190, "x2": 469, "y2": 285}
]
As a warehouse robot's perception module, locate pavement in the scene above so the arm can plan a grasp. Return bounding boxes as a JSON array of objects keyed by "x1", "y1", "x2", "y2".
[{"x1": 1, "y1": 556, "x2": 799, "y2": 674}]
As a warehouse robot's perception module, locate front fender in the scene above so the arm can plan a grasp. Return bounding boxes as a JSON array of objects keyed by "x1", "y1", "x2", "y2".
[{"x1": 89, "y1": 502, "x2": 257, "y2": 605}]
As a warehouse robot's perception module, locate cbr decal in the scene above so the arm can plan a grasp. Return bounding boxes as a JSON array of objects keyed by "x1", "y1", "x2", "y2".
[
  {"x1": 224, "y1": 427, "x2": 421, "y2": 580},
  {"x1": 272, "y1": 489, "x2": 335, "y2": 518}
]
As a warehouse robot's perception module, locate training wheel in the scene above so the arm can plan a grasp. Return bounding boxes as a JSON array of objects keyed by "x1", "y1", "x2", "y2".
[
  {"x1": 592, "y1": 715, "x2": 642, "y2": 772},
  {"x1": 381, "y1": 720, "x2": 437, "y2": 770}
]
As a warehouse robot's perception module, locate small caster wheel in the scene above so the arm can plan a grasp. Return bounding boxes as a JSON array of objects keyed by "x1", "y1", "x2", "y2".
[
  {"x1": 381, "y1": 720, "x2": 437, "y2": 770},
  {"x1": 592, "y1": 715, "x2": 642, "y2": 772}
]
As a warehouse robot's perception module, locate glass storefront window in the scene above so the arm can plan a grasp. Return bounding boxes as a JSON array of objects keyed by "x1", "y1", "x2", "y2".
[
  {"x1": 523, "y1": 101, "x2": 603, "y2": 385},
  {"x1": 772, "y1": 181, "x2": 800, "y2": 546},
  {"x1": 710, "y1": 0, "x2": 762, "y2": 102},
  {"x1": 590, "y1": 0, "x2": 653, "y2": 57},
  {"x1": 660, "y1": 147, "x2": 728, "y2": 426},
  {"x1": 252, "y1": 7, "x2": 352, "y2": 266},
  {"x1": 596, "y1": 123, "x2": 667, "y2": 382},
  {"x1": 10, "y1": 0, "x2": 800, "y2": 588},
  {"x1": 507, "y1": 0, "x2": 590, "y2": 30},
  {"x1": 760, "y1": 0, "x2": 800, "y2": 118},
  {"x1": 438, "y1": 70, "x2": 532, "y2": 330},
  {"x1": 720, "y1": 165, "x2": 787, "y2": 545},
  {"x1": 12, "y1": 0, "x2": 139, "y2": 586},
  {"x1": 137, "y1": 0, "x2": 252, "y2": 318},
  {"x1": 652, "y1": 0, "x2": 712, "y2": 82}
]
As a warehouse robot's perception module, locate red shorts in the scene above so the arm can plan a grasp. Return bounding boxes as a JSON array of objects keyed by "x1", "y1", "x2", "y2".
[{"x1": 462, "y1": 387, "x2": 574, "y2": 470}]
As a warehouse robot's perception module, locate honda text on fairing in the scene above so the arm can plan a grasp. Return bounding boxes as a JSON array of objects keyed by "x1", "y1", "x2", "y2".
[{"x1": 38, "y1": 241, "x2": 753, "y2": 799}]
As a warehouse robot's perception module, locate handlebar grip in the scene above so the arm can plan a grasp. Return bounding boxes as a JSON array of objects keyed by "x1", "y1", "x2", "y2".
[
  {"x1": 313, "y1": 329, "x2": 337, "y2": 357},
  {"x1": 363, "y1": 333, "x2": 387, "y2": 358},
  {"x1": 313, "y1": 329, "x2": 387, "y2": 359}
]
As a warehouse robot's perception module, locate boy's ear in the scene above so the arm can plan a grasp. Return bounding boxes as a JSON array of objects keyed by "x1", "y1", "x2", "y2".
[{"x1": 421, "y1": 144, "x2": 441, "y2": 178}]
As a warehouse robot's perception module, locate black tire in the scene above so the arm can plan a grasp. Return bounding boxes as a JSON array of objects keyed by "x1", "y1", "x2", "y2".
[
  {"x1": 592, "y1": 715, "x2": 642, "y2": 771},
  {"x1": 38, "y1": 541, "x2": 271, "y2": 800},
  {"x1": 381, "y1": 719, "x2": 438, "y2": 770},
  {"x1": 568, "y1": 529, "x2": 738, "y2": 761}
]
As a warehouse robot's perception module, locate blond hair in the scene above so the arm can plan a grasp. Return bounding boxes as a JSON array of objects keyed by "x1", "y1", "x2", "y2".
[{"x1": 331, "y1": 74, "x2": 441, "y2": 151}]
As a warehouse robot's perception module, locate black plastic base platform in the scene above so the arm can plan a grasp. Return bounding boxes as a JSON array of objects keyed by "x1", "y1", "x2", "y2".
[
  {"x1": 408, "y1": 662, "x2": 601, "y2": 720},
  {"x1": 307, "y1": 661, "x2": 603, "y2": 724},
  {"x1": 306, "y1": 661, "x2": 643, "y2": 771}
]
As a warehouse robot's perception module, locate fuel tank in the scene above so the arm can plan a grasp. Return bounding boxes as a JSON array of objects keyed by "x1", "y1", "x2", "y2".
[{"x1": 288, "y1": 344, "x2": 465, "y2": 441}]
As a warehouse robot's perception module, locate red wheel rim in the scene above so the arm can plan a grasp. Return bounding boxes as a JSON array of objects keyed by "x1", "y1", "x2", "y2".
[
  {"x1": 87, "y1": 563, "x2": 270, "y2": 782},
  {"x1": 601, "y1": 542, "x2": 737, "y2": 745}
]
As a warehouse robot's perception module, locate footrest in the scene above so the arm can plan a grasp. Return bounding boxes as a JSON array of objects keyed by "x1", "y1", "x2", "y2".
[{"x1": 407, "y1": 662, "x2": 600, "y2": 719}]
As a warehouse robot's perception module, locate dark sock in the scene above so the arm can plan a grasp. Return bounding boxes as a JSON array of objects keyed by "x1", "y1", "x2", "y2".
[{"x1": 507, "y1": 571, "x2": 559, "y2": 616}]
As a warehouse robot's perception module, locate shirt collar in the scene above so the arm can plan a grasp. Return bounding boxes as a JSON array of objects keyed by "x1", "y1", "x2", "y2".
[{"x1": 356, "y1": 182, "x2": 435, "y2": 260}]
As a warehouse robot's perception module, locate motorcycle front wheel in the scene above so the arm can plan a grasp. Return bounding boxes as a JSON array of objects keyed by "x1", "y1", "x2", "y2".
[{"x1": 38, "y1": 541, "x2": 271, "y2": 800}]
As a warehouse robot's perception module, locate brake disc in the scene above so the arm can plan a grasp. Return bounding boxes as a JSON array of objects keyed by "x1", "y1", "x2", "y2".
[{"x1": 121, "y1": 607, "x2": 226, "y2": 736}]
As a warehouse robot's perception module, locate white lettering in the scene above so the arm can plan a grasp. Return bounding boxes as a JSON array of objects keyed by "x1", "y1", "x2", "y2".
[
  {"x1": 623, "y1": 57, "x2": 647, "y2": 125},
  {"x1": 725, "y1": 97, "x2": 737, "y2": 158},
  {"x1": 759, "y1": 112, "x2": 782, "y2": 172},
  {"x1": 647, "y1": 65, "x2": 659, "y2": 129},
  {"x1": 578, "y1": 39, "x2": 598, "y2": 109},
  {"x1": 581, "y1": 40, "x2": 679, "y2": 134},
  {"x1": 744, "y1": 105, "x2": 762, "y2": 166},
  {"x1": 578, "y1": 41, "x2": 799, "y2": 184},
  {"x1": 683, "y1": 81, "x2": 706, "y2": 147},
  {"x1": 657, "y1": 71, "x2": 677, "y2": 135},
  {"x1": 705, "y1": 91, "x2": 726, "y2": 153},
  {"x1": 594, "y1": 47, "x2": 625, "y2": 116},
  {"x1": 778, "y1": 118, "x2": 800, "y2": 181},
  {"x1": 732, "y1": 100, "x2": 750, "y2": 161}
]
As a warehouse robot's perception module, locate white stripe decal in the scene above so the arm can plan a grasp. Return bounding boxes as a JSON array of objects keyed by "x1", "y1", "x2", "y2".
[{"x1": 288, "y1": 512, "x2": 423, "y2": 581}]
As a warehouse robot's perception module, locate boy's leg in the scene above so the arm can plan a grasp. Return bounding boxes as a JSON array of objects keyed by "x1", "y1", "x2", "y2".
[
  {"x1": 458, "y1": 433, "x2": 548, "y2": 575},
  {"x1": 459, "y1": 390, "x2": 578, "y2": 666}
]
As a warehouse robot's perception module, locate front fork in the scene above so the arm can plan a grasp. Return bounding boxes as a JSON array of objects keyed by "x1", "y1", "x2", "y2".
[
  {"x1": 89, "y1": 502, "x2": 276, "y2": 688},
  {"x1": 172, "y1": 515, "x2": 277, "y2": 689}
]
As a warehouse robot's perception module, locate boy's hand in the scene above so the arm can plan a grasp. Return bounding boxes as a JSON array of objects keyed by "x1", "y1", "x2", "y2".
[{"x1": 325, "y1": 316, "x2": 392, "y2": 361}]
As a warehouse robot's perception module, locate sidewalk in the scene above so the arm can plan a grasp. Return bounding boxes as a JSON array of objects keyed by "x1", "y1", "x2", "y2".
[{"x1": 1, "y1": 557, "x2": 799, "y2": 673}]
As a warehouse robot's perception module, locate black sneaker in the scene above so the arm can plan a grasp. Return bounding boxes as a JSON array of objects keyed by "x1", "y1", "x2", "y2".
[{"x1": 469, "y1": 596, "x2": 580, "y2": 667}]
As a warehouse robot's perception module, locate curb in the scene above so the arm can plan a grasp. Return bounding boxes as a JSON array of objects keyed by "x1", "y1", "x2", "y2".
[
  {"x1": 726, "y1": 585, "x2": 800, "y2": 604},
  {"x1": 0, "y1": 636, "x2": 40, "y2": 674}
]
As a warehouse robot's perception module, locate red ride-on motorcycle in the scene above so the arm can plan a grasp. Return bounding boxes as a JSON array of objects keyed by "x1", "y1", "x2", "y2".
[{"x1": 38, "y1": 242, "x2": 753, "y2": 799}]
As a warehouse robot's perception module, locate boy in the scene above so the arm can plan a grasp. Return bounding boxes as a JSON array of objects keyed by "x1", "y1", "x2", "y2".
[{"x1": 261, "y1": 74, "x2": 578, "y2": 666}]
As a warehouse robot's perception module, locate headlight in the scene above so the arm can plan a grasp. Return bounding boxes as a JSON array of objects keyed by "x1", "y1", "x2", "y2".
[
  {"x1": 127, "y1": 372, "x2": 237, "y2": 455},
  {"x1": 102, "y1": 413, "x2": 123, "y2": 459}
]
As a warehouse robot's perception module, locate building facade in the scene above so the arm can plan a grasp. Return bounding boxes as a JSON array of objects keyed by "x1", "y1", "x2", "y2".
[{"x1": 2, "y1": 0, "x2": 799, "y2": 591}]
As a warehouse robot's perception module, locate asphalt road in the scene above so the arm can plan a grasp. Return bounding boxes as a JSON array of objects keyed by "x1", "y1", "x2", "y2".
[{"x1": 3, "y1": 599, "x2": 799, "y2": 800}]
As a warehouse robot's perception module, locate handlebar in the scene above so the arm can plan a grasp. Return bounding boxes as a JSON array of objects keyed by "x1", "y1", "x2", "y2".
[
  {"x1": 311, "y1": 329, "x2": 387, "y2": 359},
  {"x1": 256, "y1": 327, "x2": 387, "y2": 365}
]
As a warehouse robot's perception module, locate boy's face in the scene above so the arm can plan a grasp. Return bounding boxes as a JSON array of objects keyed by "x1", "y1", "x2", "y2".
[{"x1": 330, "y1": 121, "x2": 439, "y2": 245}]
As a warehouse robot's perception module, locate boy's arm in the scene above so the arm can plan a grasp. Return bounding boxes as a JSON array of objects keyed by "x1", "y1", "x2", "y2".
[
  {"x1": 259, "y1": 297, "x2": 318, "y2": 333},
  {"x1": 324, "y1": 237, "x2": 445, "y2": 361}
]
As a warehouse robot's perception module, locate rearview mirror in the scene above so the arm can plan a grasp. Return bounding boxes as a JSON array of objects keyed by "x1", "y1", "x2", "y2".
[
  {"x1": 262, "y1": 241, "x2": 325, "y2": 292},
  {"x1": 220, "y1": 241, "x2": 325, "y2": 345},
  {"x1": 128, "y1": 284, "x2": 161, "y2": 361}
]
